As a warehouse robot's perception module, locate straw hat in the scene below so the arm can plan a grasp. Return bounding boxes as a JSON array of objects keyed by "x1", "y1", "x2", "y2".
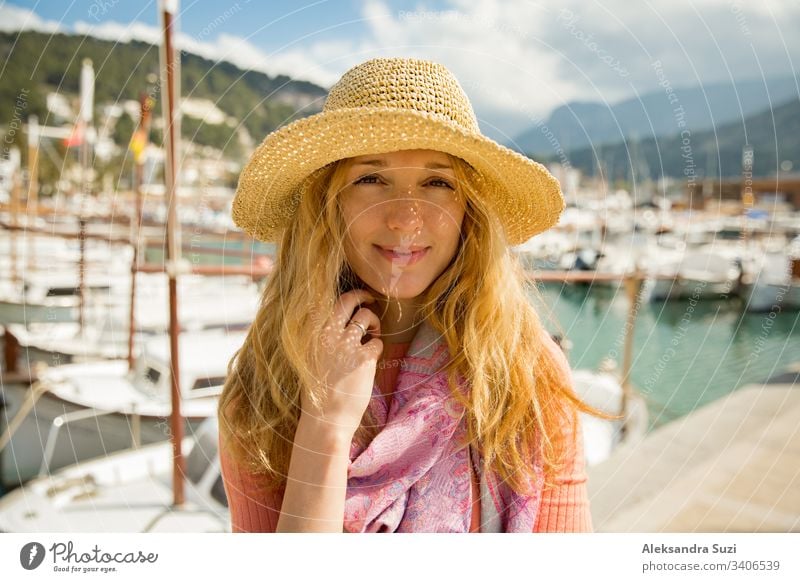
[{"x1": 232, "y1": 57, "x2": 564, "y2": 245}]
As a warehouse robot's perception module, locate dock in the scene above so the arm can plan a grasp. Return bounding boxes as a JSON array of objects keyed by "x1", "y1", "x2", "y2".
[{"x1": 588, "y1": 377, "x2": 800, "y2": 532}]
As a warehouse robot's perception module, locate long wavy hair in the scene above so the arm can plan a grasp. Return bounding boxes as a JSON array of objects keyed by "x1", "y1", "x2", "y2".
[{"x1": 219, "y1": 153, "x2": 601, "y2": 496}]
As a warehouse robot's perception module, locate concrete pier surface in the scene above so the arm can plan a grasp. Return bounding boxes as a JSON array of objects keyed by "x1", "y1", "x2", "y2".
[{"x1": 588, "y1": 382, "x2": 800, "y2": 532}]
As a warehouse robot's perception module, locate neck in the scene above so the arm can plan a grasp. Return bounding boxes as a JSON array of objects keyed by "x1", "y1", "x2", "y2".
[{"x1": 373, "y1": 295, "x2": 423, "y2": 345}]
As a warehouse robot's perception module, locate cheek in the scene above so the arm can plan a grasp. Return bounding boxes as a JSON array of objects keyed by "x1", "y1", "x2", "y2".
[
  {"x1": 341, "y1": 207, "x2": 381, "y2": 267},
  {"x1": 343, "y1": 208, "x2": 380, "y2": 244},
  {"x1": 340, "y1": 196, "x2": 367, "y2": 238},
  {"x1": 434, "y1": 204, "x2": 466, "y2": 248}
]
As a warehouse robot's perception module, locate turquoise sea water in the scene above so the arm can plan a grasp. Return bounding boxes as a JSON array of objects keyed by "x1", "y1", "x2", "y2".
[{"x1": 535, "y1": 283, "x2": 800, "y2": 430}]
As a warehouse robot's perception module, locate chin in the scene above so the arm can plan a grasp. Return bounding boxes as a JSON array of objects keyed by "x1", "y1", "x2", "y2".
[
  {"x1": 382, "y1": 288, "x2": 426, "y2": 300},
  {"x1": 363, "y1": 275, "x2": 432, "y2": 300}
]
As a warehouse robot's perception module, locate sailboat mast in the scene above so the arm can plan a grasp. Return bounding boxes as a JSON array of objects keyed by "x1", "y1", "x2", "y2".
[
  {"x1": 77, "y1": 59, "x2": 95, "y2": 333},
  {"x1": 128, "y1": 92, "x2": 154, "y2": 371},
  {"x1": 159, "y1": 0, "x2": 185, "y2": 507},
  {"x1": 26, "y1": 115, "x2": 39, "y2": 272}
]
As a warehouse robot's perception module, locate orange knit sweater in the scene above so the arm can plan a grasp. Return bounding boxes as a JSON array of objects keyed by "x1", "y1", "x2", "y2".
[{"x1": 220, "y1": 342, "x2": 593, "y2": 532}]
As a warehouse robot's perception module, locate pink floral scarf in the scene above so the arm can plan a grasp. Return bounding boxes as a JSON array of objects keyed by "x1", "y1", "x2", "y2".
[{"x1": 344, "y1": 320, "x2": 544, "y2": 532}]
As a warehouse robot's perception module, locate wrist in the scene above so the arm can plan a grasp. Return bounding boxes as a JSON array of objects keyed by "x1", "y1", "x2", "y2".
[{"x1": 296, "y1": 413, "x2": 355, "y2": 454}]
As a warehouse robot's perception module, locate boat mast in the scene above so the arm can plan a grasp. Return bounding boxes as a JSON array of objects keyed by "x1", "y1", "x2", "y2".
[
  {"x1": 22, "y1": 117, "x2": 71, "y2": 280},
  {"x1": 77, "y1": 59, "x2": 95, "y2": 333},
  {"x1": 159, "y1": 0, "x2": 185, "y2": 507},
  {"x1": 25, "y1": 115, "x2": 39, "y2": 272},
  {"x1": 127, "y1": 92, "x2": 154, "y2": 371},
  {"x1": 741, "y1": 144, "x2": 754, "y2": 249},
  {"x1": 8, "y1": 150, "x2": 21, "y2": 290}
]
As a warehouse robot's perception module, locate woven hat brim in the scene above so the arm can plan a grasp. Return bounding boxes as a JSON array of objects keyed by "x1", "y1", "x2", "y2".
[{"x1": 232, "y1": 108, "x2": 564, "y2": 245}]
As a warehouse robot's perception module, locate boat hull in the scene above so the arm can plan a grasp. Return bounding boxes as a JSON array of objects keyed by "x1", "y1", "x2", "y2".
[
  {"x1": 739, "y1": 280, "x2": 800, "y2": 312},
  {"x1": 646, "y1": 277, "x2": 736, "y2": 301},
  {"x1": 0, "y1": 383, "x2": 207, "y2": 489},
  {"x1": 0, "y1": 299, "x2": 77, "y2": 324}
]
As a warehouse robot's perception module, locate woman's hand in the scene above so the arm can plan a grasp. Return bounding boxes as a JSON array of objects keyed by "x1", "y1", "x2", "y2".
[{"x1": 302, "y1": 289, "x2": 383, "y2": 438}]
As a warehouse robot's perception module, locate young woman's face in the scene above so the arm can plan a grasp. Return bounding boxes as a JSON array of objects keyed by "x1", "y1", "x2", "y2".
[{"x1": 338, "y1": 149, "x2": 466, "y2": 299}]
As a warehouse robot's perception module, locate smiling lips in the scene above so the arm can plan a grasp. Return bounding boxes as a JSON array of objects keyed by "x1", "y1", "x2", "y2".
[{"x1": 374, "y1": 245, "x2": 430, "y2": 265}]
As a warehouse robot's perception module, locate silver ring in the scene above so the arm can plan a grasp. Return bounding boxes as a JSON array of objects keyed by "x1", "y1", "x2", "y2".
[{"x1": 348, "y1": 320, "x2": 368, "y2": 337}]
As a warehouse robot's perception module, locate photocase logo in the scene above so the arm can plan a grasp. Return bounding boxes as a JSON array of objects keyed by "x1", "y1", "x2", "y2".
[{"x1": 19, "y1": 542, "x2": 46, "y2": 570}]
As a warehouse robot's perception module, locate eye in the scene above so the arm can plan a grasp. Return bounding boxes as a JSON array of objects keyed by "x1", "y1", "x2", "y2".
[
  {"x1": 353, "y1": 174, "x2": 383, "y2": 185},
  {"x1": 427, "y1": 178, "x2": 455, "y2": 189}
]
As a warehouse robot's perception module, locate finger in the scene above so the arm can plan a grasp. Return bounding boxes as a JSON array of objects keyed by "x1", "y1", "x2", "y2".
[
  {"x1": 362, "y1": 337, "x2": 384, "y2": 359},
  {"x1": 346, "y1": 336, "x2": 384, "y2": 366},
  {"x1": 349, "y1": 307, "x2": 381, "y2": 336},
  {"x1": 343, "y1": 320, "x2": 369, "y2": 344},
  {"x1": 333, "y1": 289, "x2": 376, "y2": 326}
]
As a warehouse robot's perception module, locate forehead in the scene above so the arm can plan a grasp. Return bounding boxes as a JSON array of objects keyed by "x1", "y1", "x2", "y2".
[{"x1": 346, "y1": 149, "x2": 453, "y2": 170}]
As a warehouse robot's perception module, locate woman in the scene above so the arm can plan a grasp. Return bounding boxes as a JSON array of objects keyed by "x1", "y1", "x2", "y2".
[{"x1": 218, "y1": 57, "x2": 596, "y2": 533}]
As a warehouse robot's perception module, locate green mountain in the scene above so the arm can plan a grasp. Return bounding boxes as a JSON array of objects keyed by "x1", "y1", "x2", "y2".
[
  {"x1": 548, "y1": 97, "x2": 800, "y2": 181},
  {"x1": 0, "y1": 30, "x2": 327, "y2": 150}
]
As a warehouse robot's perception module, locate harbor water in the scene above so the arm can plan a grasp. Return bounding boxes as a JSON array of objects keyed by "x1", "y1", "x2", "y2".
[{"x1": 536, "y1": 282, "x2": 800, "y2": 429}]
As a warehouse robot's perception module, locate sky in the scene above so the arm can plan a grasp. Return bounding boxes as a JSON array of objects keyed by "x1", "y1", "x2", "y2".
[{"x1": 2, "y1": 0, "x2": 799, "y2": 141}]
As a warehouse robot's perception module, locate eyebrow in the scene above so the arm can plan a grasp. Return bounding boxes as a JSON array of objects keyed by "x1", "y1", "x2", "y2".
[{"x1": 351, "y1": 159, "x2": 453, "y2": 170}]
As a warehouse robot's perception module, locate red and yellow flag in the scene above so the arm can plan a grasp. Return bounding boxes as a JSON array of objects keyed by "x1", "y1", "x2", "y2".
[{"x1": 129, "y1": 95, "x2": 155, "y2": 163}]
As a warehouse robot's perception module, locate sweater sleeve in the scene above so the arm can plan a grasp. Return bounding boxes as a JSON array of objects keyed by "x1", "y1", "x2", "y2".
[
  {"x1": 219, "y1": 433, "x2": 284, "y2": 533},
  {"x1": 532, "y1": 334, "x2": 593, "y2": 533},
  {"x1": 532, "y1": 416, "x2": 593, "y2": 532}
]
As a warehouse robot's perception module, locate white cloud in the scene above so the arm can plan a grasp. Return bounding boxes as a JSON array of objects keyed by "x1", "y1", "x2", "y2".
[
  {"x1": 539, "y1": 0, "x2": 800, "y2": 92},
  {"x1": 67, "y1": 20, "x2": 342, "y2": 90},
  {"x1": 339, "y1": 0, "x2": 584, "y2": 138},
  {"x1": 73, "y1": 20, "x2": 161, "y2": 45},
  {"x1": 332, "y1": 0, "x2": 800, "y2": 137},
  {"x1": 213, "y1": 33, "x2": 344, "y2": 88},
  {"x1": 0, "y1": 4, "x2": 62, "y2": 33}
]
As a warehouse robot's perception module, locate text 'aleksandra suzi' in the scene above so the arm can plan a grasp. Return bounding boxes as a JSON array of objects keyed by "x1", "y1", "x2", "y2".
[{"x1": 642, "y1": 543, "x2": 737, "y2": 554}]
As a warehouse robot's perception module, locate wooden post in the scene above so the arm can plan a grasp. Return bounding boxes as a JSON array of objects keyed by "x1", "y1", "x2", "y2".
[
  {"x1": 3, "y1": 329, "x2": 19, "y2": 375},
  {"x1": 160, "y1": 0, "x2": 185, "y2": 507},
  {"x1": 621, "y1": 272, "x2": 643, "y2": 420}
]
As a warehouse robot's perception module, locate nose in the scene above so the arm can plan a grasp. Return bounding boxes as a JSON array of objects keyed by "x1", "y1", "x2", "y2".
[{"x1": 385, "y1": 196, "x2": 423, "y2": 234}]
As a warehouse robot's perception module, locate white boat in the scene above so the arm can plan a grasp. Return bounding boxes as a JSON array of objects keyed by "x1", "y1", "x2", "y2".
[
  {"x1": 572, "y1": 362, "x2": 649, "y2": 466},
  {"x1": 5, "y1": 273, "x2": 259, "y2": 359},
  {"x1": 643, "y1": 243, "x2": 741, "y2": 301},
  {"x1": 0, "y1": 416, "x2": 228, "y2": 533},
  {"x1": 0, "y1": 265, "x2": 132, "y2": 324},
  {"x1": 739, "y1": 255, "x2": 800, "y2": 313},
  {"x1": 513, "y1": 229, "x2": 573, "y2": 271},
  {"x1": 634, "y1": 206, "x2": 675, "y2": 235},
  {"x1": 561, "y1": 242, "x2": 640, "y2": 289},
  {"x1": 738, "y1": 239, "x2": 800, "y2": 312},
  {"x1": 0, "y1": 329, "x2": 245, "y2": 488},
  {"x1": 0, "y1": 231, "x2": 132, "y2": 268}
]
